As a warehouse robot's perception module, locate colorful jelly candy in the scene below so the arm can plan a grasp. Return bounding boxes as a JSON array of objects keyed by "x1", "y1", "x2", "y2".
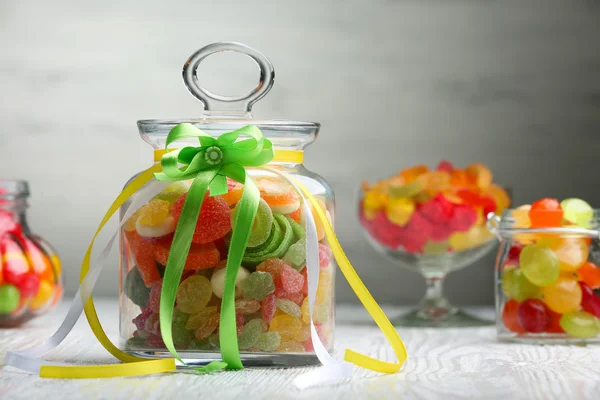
[
  {"x1": 125, "y1": 267, "x2": 150, "y2": 308},
  {"x1": 276, "y1": 298, "x2": 302, "y2": 318},
  {"x1": 282, "y1": 238, "x2": 306, "y2": 270},
  {"x1": 210, "y1": 266, "x2": 250, "y2": 299},
  {"x1": 559, "y1": 311, "x2": 600, "y2": 338},
  {"x1": 172, "y1": 193, "x2": 232, "y2": 244},
  {"x1": 528, "y1": 198, "x2": 563, "y2": 228},
  {"x1": 502, "y1": 299, "x2": 525, "y2": 333},
  {"x1": 578, "y1": 262, "x2": 600, "y2": 289},
  {"x1": 238, "y1": 319, "x2": 265, "y2": 350},
  {"x1": 256, "y1": 331, "x2": 281, "y2": 352},
  {"x1": 243, "y1": 272, "x2": 275, "y2": 301},
  {"x1": 176, "y1": 275, "x2": 213, "y2": 314},
  {"x1": 235, "y1": 299, "x2": 261, "y2": 315},
  {"x1": 257, "y1": 178, "x2": 300, "y2": 215},
  {"x1": 542, "y1": 277, "x2": 582, "y2": 314},
  {"x1": 269, "y1": 314, "x2": 302, "y2": 340},
  {"x1": 237, "y1": 198, "x2": 273, "y2": 248},
  {"x1": 517, "y1": 299, "x2": 551, "y2": 333},
  {"x1": 155, "y1": 241, "x2": 220, "y2": 271},
  {"x1": 135, "y1": 200, "x2": 176, "y2": 240},
  {"x1": 519, "y1": 244, "x2": 559, "y2": 287},
  {"x1": 560, "y1": 198, "x2": 593, "y2": 228},
  {"x1": 0, "y1": 284, "x2": 20, "y2": 313},
  {"x1": 501, "y1": 267, "x2": 541, "y2": 302},
  {"x1": 125, "y1": 230, "x2": 161, "y2": 285},
  {"x1": 220, "y1": 178, "x2": 244, "y2": 206},
  {"x1": 185, "y1": 306, "x2": 219, "y2": 329}
]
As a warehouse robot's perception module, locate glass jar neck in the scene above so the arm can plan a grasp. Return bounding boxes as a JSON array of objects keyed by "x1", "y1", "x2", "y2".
[{"x1": 0, "y1": 180, "x2": 29, "y2": 229}]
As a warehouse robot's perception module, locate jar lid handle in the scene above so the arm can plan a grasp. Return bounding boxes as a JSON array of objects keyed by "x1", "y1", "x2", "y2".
[{"x1": 182, "y1": 42, "x2": 275, "y2": 114}]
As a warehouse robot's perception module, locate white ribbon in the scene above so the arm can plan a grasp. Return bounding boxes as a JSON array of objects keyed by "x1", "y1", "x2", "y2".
[
  {"x1": 4, "y1": 181, "x2": 170, "y2": 373},
  {"x1": 265, "y1": 169, "x2": 353, "y2": 389}
]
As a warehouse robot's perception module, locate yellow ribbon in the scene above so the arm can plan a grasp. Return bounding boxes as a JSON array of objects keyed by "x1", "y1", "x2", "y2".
[
  {"x1": 40, "y1": 149, "x2": 406, "y2": 379},
  {"x1": 154, "y1": 149, "x2": 304, "y2": 163}
]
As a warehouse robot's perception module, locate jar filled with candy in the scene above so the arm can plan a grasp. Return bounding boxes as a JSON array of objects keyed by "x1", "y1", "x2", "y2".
[
  {"x1": 491, "y1": 198, "x2": 600, "y2": 342},
  {"x1": 0, "y1": 180, "x2": 63, "y2": 327},
  {"x1": 119, "y1": 43, "x2": 334, "y2": 366}
]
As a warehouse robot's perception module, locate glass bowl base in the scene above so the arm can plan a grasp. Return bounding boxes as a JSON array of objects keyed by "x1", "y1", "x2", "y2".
[{"x1": 391, "y1": 307, "x2": 493, "y2": 328}]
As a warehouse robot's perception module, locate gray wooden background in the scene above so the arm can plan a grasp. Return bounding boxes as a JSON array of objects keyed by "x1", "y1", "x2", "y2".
[{"x1": 1, "y1": 0, "x2": 599, "y2": 305}]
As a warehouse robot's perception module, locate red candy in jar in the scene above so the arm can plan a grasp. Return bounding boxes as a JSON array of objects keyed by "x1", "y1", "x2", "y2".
[{"x1": 0, "y1": 180, "x2": 62, "y2": 326}]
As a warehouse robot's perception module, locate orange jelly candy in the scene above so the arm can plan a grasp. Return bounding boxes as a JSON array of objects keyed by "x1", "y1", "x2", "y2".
[
  {"x1": 578, "y1": 261, "x2": 600, "y2": 289},
  {"x1": 529, "y1": 198, "x2": 564, "y2": 228},
  {"x1": 399, "y1": 165, "x2": 429, "y2": 184},
  {"x1": 502, "y1": 299, "x2": 525, "y2": 333},
  {"x1": 465, "y1": 163, "x2": 493, "y2": 190}
]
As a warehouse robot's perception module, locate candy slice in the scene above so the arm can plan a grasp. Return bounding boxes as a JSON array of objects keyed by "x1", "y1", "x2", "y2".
[
  {"x1": 242, "y1": 215, "x2": 295, "y2": 266},
  {"x1": 153, "y1": 182, "x2": 190, "y2": 204},
  {"x1": 135, "y1": 200, "x2": 177, "y2": 239},
  {"x1": 282, "y1": 238, "x2": 306, "y2": 270},
  {"x1": 124, "y1": 267, "x2": 151, "y2": 307},
  {"x1": 256, "y1": 258, "x2": 285, "y2": 280},
  {"x1": 560, "y1": 311, "x2": 600, "y2": 338},
  {"x1": 256, "y1": 331, "x2": 281, "y2": 352},
  {"x1": 257, "y1": 178, "x2": 300, "y2": 214},
  {"x1": 155, "y1": 242, "x2": 220, "y2": 271},
  {"x1": 235, "y1": 299, "x2": 261, "y2": 315},
  {"x1": 287, "y1": 216, "x2": 305, "y2": 241},
  {"x1": 261, "y1": 293, "x2": 277, "y2": 323},
  {"x1": 171, "y1": 309, "x2": 194, "y2": 348},
  {"x1": 210, "y1": 266, "x2": 250, "y2": 299},
  {"x1": 519, "y1": 244, "x2": 560, "y2": 287},
  {"x1": 242, "y1": 272, "x2": 275, "y2": 301},
  {"x1": 280, "y1": 265, "x2": 304, "y2": 294},
  {"x1": 125, "y1": 231, "x2": 161, "y2": 286},
  {"x1": 234, "y1": 198, "x2": 273, "y2": 248},
  {"x1": 221, "y1": 178, "x2": 244, "y2": 206},
  {"x1": 186, "y1": 306, "x2": 218, "y2": 329},
  {"x1": 176, "y1": 275, "x2": 213, "y2": 314},
  {"x1": 172, "y1": 193, "x2": 232, "y2": 244},
  {"x1": 0, "y1": 284, "x2": 20, "y2": 313},
  {"x1": 560, "y1": 198, "x2": 594, "y2": 228},
  {"x1": 238, "y1": 319, "x2": 265, "y2": 350},
  {"x1": 194, "y1": 313, "x2": 220, "y2": 340}
]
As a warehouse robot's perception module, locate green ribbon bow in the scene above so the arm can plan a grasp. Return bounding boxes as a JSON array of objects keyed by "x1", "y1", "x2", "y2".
[{"x1": 155, "y1": 123, "x2": 274, "y2": 371}]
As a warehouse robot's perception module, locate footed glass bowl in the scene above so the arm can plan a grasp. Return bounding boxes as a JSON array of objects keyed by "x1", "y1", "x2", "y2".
[{"x1": 358, "y1": 185, "x2": 502, "y2": 327}]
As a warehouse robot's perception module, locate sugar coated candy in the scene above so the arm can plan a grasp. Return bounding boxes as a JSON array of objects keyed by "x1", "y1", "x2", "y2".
[
  {"x1": 172, "y1": 193, "x2": 232, "y2": 244},
  {"x1": 176, "y1": 275, "x2": 213, "y2": 314},
  {"x1": 243, "y1": 271, "x2": 275, "y2": 301}
]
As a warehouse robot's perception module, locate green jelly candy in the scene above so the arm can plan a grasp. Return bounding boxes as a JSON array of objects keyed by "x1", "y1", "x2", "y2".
[
  {"x1": 501, "y1": 267, "x2": 541, "y2": 302},
  {"x1": 283, "y1": 238, "x2": 307, "y2": 271},
  {"x1": 171, "y1": 309, "x2": 194, "y2": 348},
  {"x1": 243, "y1": 214, "x2": 294, "y2": 266},
  {"x1": 242, "y1": 198, "x2": 273, "y2": 248},
  {"x1": 560, "y1": 198, "x2": 594, "y2": 228},
  {"x1": 276, "y1": 298, "x2": 302, "y2": 318},
  {"x1": 287, "y1": 216, "x2": 305, "y2": 241},
  {"x1": 187, "y1": 339, "x2": 213, "y2": 351},
  {"x1": 0, "y1": 284, "x2": 20, "y2": 313},
  {"x1": 125, "y1": 267, "x2": 150, "y2": 308},
  {"x1": 560, "y1": 311, "x2": 600, "y2": 338},
  {"x1": 242, "y1": 272, "x2": 275, "y2": 300},
  {"x1": 238, "y1": 319, "x2": 265, "y2": 350},
  {"x1": 125, "y1": 336, "x2": 147, "y2": 349},
  {"x1": 520, "y1": 244, "x2": 560, "y2": 287},
  {"x1": 153, "y1": 182, "x2": 189, "y2": 204},
  {"x1": 208, "y1": 333, "x2": 220, "y2": 349},
  {"x1": 256, "y1": 331, "x2": 281, "y2": 352}
]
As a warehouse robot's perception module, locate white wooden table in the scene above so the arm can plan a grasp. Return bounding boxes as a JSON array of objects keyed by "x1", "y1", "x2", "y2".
[{"x1": 1, "y1": 299, "x2": 600, "y2": 400}]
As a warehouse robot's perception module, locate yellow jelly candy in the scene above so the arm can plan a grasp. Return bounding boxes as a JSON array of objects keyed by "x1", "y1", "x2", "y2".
[
  {"x1": 424, "y1": 171, "x2": 451, "y2": 196},
  {"x1": 538, "y1": 237, "x2": 589, "y2": 272},
  {"x1": 449, "y1": 226, "x2": 493, "y2": 252},
  {"x1": 138, "y1": 200, "x2": 171, "y2": 226},
  {"x1": 465, "y1": 163, "x2": 493, "y2": 190},
  {"x1": 124, "y1": 208, "x2": 143, "y2": 232},
  {"x1": 277, "y1": 340, "x2": 304, "y2": 352},
  {"x1": 363, "y1": 190, "x2": 388, "y2": 211},
  {"x1": 400, "y1": 165, "x2": 429, "y2": 184},
  {"x1": 301, "y1": 297, "x2": 310, "y2": 324},
  {"x1": 385, "y1": 197, "x2": 415, "y2": 227},
  {"x1": 486, "y1": 184, "x2": 511, "y2": 213},
  {"x1": 293, "y1": 324, "x2": 311, "y2": 342},
  {"x1": 269, "y1": 314, "x2": 302, "y2": 340},
  {"x1": 316, "y1": 270, "x2": 333, "y2": 304},
  {"x1": 542, "y1": 277, "x2": 582, "y2": 314},
  {"x1": 30, "y1": 280, "x2": 54, "y2": 310}
]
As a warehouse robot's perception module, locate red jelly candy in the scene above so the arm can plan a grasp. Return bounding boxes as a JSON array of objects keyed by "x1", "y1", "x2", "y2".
[
  {"x1": 546, "y1": 310, "x2": 565, "y2": 333},
  {"x1": 401, "y1": 213, "x2": 432, "y2": 253},
  {"x1": 507, "y1": 244, "x2": 523, "y2": 265},
  {"x1": 370, "y1": 211, "x2": 405, "y2": 249},
  {"x1": 155, "y1": 242, "x2": 220, "y2": 271},
  {"x1": 430, "y1": 224, "x2": 454, "y2": 242},
  {"x1": 580, "y1": 282, "x2": 600, "y2": 319},
  {"x1": 436, "y1": 160, "x2": 454, "y2": 173},
  {"x1": 17, "y1": 273, "x2": 40, "y2": 298},
  {"x1": 125, "y1": 230, "x2": 161, "y2": 286},
  {"x1": 528, "y1": 198, "x2": 563, "y2": 228},
  {"x1": 418, "y1": 194, "x2": 454, "y2": 225},
  {"x1": 281, "y1": 265, "x2": 304, "y2": 294},
  {"x1": 303, "y1": 339, "x2": 315, "y2": 352},
  {"x1": 132, "y1": 308, "x2": 153, "y2": 331},
  {"x1": 236, "y1": 310, "x2": 245, "y2": 336},
  {"x1": 517, "y1": 299, "x2": 551, "y2": 333},
  {"x1": 301, "y1": 268, "x2": 308, "y2": 296},
  {"x1": 480, "y1": 195, "x2": 497, "y2": 217},
  {"x1": 146, "y1": 334, "x2": 166, "y2": 348},
  {"x1": 172, "y1": 194, "x2": 232, "y2": 244},
  {"x1": 261, "y1": 294, "x2": 277, "y2": 324},
  {"x1": 0, "y1": 210, "x2": 20, "y2": 236},
  {"x1": 449, "y1": 204, "x2": 478, "y2": 232},
  {"x1": 502, "y1": 299, "x2": 525, "y2": 333},
  {"x1": 318, "y1": 244, "x2": 331, "y2": 269},
  {"x1": 148, "y1": 280, "x2": 163, "y2": 313},
  {"x1": 280, "y1": 290, "x2": 304, "y2": 306}
]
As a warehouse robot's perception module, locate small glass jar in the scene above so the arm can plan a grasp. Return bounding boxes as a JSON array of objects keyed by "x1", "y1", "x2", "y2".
[
  {"x1": 491, "y1": 209, "x2": 600, "y2": 343},
  {"x1": 0, "y1": 180, "x2": 63, "y2": 327},
  {"x1": 118, "y1": 43, "x2": 335, "y2": 366}
]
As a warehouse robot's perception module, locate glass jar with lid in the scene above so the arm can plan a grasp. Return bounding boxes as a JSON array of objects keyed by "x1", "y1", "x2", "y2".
[
  {"x1": 0, "y1": 180, "x2": 63, "y2": 327},
  {"x1": 119, "y1": 43, "x2": 335, "y2": 366}
]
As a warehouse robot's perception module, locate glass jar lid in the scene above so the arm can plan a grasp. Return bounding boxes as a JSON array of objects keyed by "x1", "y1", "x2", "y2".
[{"x1": 138, "y1": 42, "x2": 319, "y2": 149}]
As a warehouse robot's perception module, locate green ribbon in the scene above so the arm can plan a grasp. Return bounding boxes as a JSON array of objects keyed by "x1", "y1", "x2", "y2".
[{"x1": 154, "y1": 123, "x2": 273, "y2": 371}]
